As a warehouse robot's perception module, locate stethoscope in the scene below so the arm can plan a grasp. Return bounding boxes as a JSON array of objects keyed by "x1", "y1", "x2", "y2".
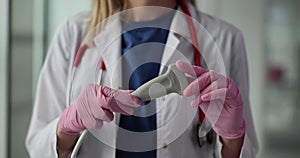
[{"x1": 69, "y1": 1, "x2": 215, "y2": 157}]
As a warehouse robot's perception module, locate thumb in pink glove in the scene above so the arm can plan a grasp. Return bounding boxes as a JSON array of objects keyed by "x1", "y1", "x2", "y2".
[
  {"x1": 58, "y1": 84, "x2": 141, "y2": 134},
  {"x1": 176, "y1": 60, "x2": 246, "y2": 139}
]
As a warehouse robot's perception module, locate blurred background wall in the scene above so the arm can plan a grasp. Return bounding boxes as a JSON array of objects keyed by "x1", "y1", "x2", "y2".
[
  {"x1": 0, "y1": 0, "x2": 8, "y2": 157},
  {"x1": 1, "y1": 0, "x2": 300, "y2": 158},
  {"x1": 9, "y1": 0, "x2": 34, "y2": 157}
]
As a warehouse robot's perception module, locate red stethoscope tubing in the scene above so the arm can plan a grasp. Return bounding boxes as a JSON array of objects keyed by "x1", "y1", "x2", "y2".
[
  {"x1": 73, "y1": 1, "x2": 205, "y2": 123},
  {"x1": 180, "y1": 1, "x2": 205, "y2": 123}
]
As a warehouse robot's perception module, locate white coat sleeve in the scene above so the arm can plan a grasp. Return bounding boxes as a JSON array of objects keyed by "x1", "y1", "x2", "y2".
[
  {"x1": 229, "y1": 31, "x2": 259, "y2": 158},
  {"x1": 25, "y1": 20, "x2": 75, "y2": 158}
]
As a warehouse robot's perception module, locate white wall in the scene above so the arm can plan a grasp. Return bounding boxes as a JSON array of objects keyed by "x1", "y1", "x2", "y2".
[
  {"x1": 197, "y1": 0, "x2": 266, "y2": 156},
  {"x1": 0, "y1": 0, "x2": 8, "y2": 157}
]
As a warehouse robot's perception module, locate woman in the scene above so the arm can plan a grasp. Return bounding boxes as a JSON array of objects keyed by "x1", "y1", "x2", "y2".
[{"x1": 26, "y1": 0, "x2": 258, "y2": 157}]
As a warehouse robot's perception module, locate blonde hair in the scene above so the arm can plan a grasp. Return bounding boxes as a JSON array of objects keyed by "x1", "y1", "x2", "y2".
[{"x1": 88, "y1": 0, "x2": 195, "y2": 44}]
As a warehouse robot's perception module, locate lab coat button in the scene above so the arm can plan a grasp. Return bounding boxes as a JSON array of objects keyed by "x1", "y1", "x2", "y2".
[{"x1": 162, "y1": 97, "x2": 166, "y2": 101}]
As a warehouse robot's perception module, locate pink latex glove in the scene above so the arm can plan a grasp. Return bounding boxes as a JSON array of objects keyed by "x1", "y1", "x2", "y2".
[
  {"x1": 58, "y1": 84, "x2": 141, "y2": 134},
  {"x1": 176, "y1": 60, "x2": 246, "y2": 139}
]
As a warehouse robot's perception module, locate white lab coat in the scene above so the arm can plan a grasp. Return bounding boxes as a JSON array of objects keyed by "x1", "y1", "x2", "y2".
[{"x1": 26, "y1": 2, "x2": 258, "y2": 158}]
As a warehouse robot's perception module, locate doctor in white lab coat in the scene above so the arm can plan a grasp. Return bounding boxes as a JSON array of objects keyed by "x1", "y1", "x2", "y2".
[{"x1": 26, "y1": 0, "x2": 258, "y2": 157}]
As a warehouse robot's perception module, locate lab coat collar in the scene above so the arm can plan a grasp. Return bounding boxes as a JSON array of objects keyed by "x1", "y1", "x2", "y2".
[
  {"x1": 93, "y1": 13, "x2": 123, "y2": 74},
  {"x1": 170, "y1": 2, "x2": 197, "y2": 41},
  {"x1": 92, "y1": 2, "x2": 198, "y2": 71},
  {"x1": 159, "y1": 2, "x2": 198, "y2": 74}
]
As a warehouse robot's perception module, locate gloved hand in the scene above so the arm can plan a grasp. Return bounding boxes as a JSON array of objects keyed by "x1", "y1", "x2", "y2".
[
  {"x1": 176, "y1": 60, "x2": 246, "y2": 139},
  {"x1": 58, "y1": 84, "x2": 141, "y2": 134}
]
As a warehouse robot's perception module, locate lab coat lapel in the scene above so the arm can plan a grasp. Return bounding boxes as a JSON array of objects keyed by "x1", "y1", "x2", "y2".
[
  {"x1": 92, "y1": 14, "x2": 123, "y2": 147},
  {"x1": 156, "y1": 3, "x2": 199, "y2": 151},
  {"x1": 159, "y1": 4, "x2": 197, "y2": 74},
  {"x1": 93, "y1": 14, "x2": 123, "y2": 90}
]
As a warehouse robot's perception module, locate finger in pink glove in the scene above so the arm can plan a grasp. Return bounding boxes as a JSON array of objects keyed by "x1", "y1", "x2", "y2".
[
  {"x1": 59, "y1": 84, "x2": 141, "y2": 134},
  {"x1": 99, "y1": 87, "x2": 141, "y2": 116},
  {"x1": 176, "y1": 60, "x2": 246, "y2": 139}
]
